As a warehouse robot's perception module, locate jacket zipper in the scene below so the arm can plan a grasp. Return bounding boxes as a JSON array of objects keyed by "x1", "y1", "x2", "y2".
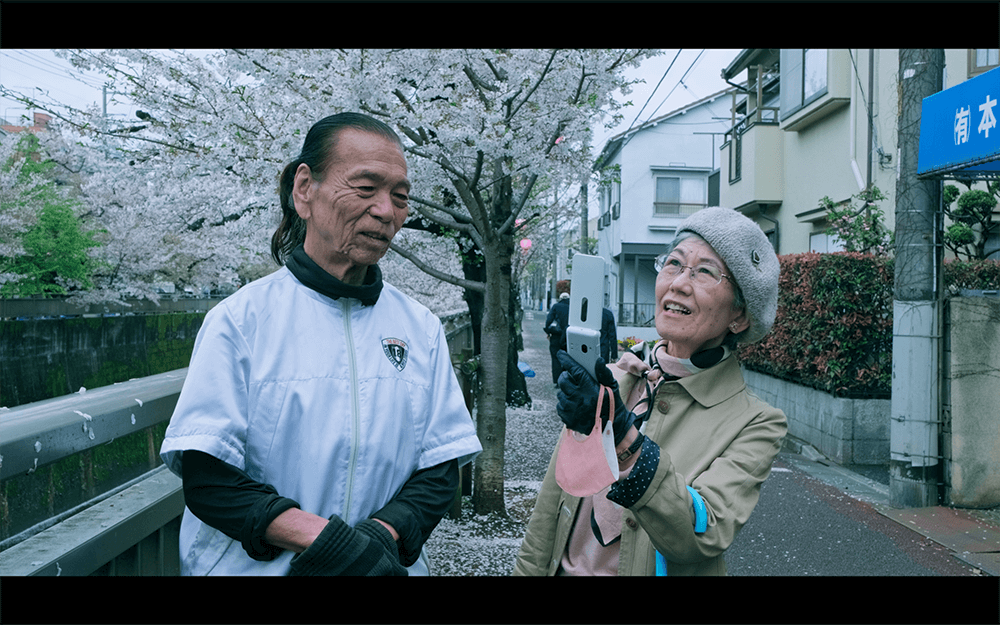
[{"x1": 341, "y1": 298, "x2": 361, "y2": 523}]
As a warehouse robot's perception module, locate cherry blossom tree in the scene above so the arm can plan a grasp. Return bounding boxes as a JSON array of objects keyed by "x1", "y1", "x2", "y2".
[
  {"x1": 6, "y1": 48, "x2": 655, "y2": 514},
  {"x1": 0, "y1": 132, "x2": 102, "y2": 297},
  {"x1": 1, "y1": 135, "x2": 47, "y2": 287}
]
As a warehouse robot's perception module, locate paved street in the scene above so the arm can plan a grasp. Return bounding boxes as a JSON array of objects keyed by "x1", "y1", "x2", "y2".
[{"x1": 725, "y1": 453, "x2": 979, "y2": 576}]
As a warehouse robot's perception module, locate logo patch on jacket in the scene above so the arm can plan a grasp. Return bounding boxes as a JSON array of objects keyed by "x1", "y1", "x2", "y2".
[{"x1": 382, "y1": 338, "x2": 408, "y2": 371}]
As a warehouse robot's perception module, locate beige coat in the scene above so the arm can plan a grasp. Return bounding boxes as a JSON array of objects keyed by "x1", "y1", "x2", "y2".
[{"x1": 512, "y1": 355, "x2": 787, "y2": 576}]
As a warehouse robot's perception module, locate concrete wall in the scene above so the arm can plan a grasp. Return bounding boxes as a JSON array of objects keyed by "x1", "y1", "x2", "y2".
[
  {"x1": 743, "y1": 296, "x2": 1000, "y2": 508},
  {"x1": 1, "y1": 313, "x2": 205, "y2": 409},
  {"x1": 743, "y1": 367, "x2": 890, "y2": 466},
  {"x1": 946, "y1": 297, "x2": 1000, "y2": 508}
]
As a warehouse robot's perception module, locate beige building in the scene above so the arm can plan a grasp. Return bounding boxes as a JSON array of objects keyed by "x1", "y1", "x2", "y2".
[{"x1": 719, "y1": 48, "x2": 999, "y2": 256}]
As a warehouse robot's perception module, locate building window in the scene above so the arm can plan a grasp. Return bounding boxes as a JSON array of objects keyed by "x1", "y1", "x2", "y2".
[
  {"x1": 654, "y1": 175, "x2": 706, "y2": 215},
  {"x1": 970, "y1": 49, "x2": 999, "y2": 76},
  {"x1": 809, "y1": 232, "x2": 844, "y2": 254},
  {"x1": 780, "y1": 49, "x2": 828, "y2": 120}
]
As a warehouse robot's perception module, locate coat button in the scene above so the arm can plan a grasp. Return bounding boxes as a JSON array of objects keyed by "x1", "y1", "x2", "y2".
[
  {"x1": 657, "y1": 399, "x2": 669, "y2": 412},
  {"x1": 626, "y1": 518, "x2": 638, "y2": 530}
]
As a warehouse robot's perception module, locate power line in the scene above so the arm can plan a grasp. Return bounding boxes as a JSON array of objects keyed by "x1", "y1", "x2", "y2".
[
  {"x1": 619, "y1": 50, "x2": 707, "y2": 152},
  {"x1": 2, "y1": 50, "x2": 106, "y2": 91},
  {"x1": 622, "y1": 49, "x2": 683, "y2": 139},
  {"x1": 848, "y1": 49, "x2": 885, "y2": 160},
  {"x1": 15, "y1": 50, "x2": 104, "y2": 87},
  {"x1": 644, "y1": 50, "x2": 706, "y2": 122}
]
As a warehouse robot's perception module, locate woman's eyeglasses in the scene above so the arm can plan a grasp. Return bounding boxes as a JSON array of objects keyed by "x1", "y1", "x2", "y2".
[{"x1": 654, "y1": 254, "x2": 731, "y2": 287}]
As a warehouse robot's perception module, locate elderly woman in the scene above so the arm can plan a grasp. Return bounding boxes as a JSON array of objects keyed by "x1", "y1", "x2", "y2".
[{"x1": 513, "y1": 207, "x2": 787, "y2": 576}]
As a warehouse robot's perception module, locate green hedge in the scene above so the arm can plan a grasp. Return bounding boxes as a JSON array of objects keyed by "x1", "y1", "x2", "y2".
[
  {"x1": 943, "y1": 257, "x2": 1000, "y2": 290},
  {"x1": 738, "y1": 254, "x2": 1000, "y2": 399},
  {"x1": 739, "y1": 253, "x2": 893, "y2": 398}
]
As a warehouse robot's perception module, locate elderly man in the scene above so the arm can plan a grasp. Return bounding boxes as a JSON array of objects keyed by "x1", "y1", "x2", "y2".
[{"x1": 160, "y1": 112, "x2": 482, "y2": 576}]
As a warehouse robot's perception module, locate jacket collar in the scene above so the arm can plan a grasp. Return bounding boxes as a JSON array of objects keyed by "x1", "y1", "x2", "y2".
[
  {"x1": 674, "y1": 355, "x2": 746, "y2": 407},
  {"x1": 614, "y1": 351, "x2": 746, "y2": 410},
  {"x1": 285, "y1": 245, "x2": 383, "y2": 306}
]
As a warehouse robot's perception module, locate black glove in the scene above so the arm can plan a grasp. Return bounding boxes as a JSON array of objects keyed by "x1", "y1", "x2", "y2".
[
  {"x1": 288, "y1": 516, "x2": 408, "y2": 576},
  {"x1": 556, "y1": 350, "x2": 637, "y2": 446}
]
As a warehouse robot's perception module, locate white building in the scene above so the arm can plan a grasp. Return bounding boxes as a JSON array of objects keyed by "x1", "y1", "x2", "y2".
[{"x1": 593, "y1": 87, "x2": 738, "y2": 341}]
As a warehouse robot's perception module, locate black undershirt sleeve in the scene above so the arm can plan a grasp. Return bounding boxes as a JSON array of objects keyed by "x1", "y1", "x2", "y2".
[
  {"x1": 370, "y1": 459, "x2": 459, "y2": 567},
  {"x1": 180, "y1": 450, "x2": 459, "y2": 566},
  {"x1": 181, "y1": 450, "x2": 300, "y2": 561}
]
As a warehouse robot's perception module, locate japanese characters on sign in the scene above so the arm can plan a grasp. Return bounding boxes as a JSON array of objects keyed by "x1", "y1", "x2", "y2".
[
  {"x1": 919, "y1": 66, "x2": 1000, "y2": 178},
  {"x1": 954, "y1": 95, "x2": 996, "y2": 146}
]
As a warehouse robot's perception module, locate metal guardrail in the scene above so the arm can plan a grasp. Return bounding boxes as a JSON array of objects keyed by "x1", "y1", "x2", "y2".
[
  {"x1": 618, "y1": 302, "x2": 657, "y2": 327},
  {"x1": 0, "y1": 370, "x2": 186, "y2": 481},
  {"x1": 0, "y1": 466, "x2": 182, "y2": 576}
]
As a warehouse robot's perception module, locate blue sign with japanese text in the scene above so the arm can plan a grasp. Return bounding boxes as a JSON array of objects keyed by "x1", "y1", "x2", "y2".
[{"x1": 918, "y1": 66, "x2": 1000, "y2": 178}]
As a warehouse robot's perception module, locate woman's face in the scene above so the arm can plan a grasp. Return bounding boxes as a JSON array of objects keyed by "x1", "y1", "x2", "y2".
[{"x1": 654, "y1": 237, "x2": 749, "y2": 359}]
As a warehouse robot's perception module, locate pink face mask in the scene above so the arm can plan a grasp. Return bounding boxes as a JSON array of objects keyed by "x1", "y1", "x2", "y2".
[{"x1": 555, "y1": 385, "x2": 618, "y2": 497}]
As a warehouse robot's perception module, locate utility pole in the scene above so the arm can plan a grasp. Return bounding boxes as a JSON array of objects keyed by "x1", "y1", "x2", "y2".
[
  {"x1": 891, "y1": 49, "x2": 944, "y2": 508},
  {"x1": 579, "y1": 182, "x2": 589, "y2": 255}
]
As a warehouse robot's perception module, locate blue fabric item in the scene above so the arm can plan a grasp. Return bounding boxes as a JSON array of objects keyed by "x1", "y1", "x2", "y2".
[
  {"x1": 655, "y1": 550, "x2": 668, "y2": 576},
  {"x1": 687, "y1": 485, "x2": 708, "y2": 534},
  {"x1": 655, "y1": 485, "x2": 709, "y2": 576},
  {"x1": 517, "y1": 361, "x2": 535, "y2": 377}
]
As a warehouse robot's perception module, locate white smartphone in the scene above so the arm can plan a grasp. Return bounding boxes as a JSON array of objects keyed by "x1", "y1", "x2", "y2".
[{"x1": 566, "y1": 254, "x2": 605, "y2": 381}]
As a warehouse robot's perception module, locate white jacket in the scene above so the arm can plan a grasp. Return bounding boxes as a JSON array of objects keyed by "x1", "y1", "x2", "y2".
[{"x1": 160, "y1": 267, "x2": 482, "y2": 575}]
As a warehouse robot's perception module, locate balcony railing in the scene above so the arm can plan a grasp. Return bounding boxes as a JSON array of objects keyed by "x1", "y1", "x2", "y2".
[
  {"x1": 618, "y1": 302, "x2": 657, "y2": 327},
  {"x1": 725, "y1": 106, "x2": 780, "y2": 186}
]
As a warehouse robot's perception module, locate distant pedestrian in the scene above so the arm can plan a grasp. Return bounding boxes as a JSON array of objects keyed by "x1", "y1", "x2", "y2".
[
  {"x1": 514, "y1": 206, "x2": 787, "y2": 576},
  {"x1": 544, "y1": 280, "x2": 571, "y2": 384}
]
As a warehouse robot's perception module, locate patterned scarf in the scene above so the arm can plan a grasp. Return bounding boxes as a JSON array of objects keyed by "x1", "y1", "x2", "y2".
[{"x1": 629, "y1": 342, "x2": 730, "y2": 426}]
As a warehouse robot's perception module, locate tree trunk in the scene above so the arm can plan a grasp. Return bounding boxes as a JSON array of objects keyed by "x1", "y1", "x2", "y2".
[
  {"x1": 462, "y1": 248, "x2": 528, "y2": 407},
  {"x1": 507, "y1": 277, "x2": 529, "y2": 407},
  {"x1": 472, "y1": 234, "x2": 514, "y2": 516},
  {"x1": 462, "y1": 261, "x2": 485, "y2": 355}
]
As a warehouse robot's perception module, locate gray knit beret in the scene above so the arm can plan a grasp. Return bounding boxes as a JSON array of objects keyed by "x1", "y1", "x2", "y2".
[{"x1": 673, "y1": 206, "x2": 780, "y2": 344}]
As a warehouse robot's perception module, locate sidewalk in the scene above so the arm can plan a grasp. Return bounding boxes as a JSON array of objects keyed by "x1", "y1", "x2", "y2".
[{"x1": 782, "y1": 435, "x2": 1000, "y2": 576}]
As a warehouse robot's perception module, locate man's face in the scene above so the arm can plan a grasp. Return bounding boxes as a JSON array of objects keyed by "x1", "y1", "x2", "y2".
[{"x1": 292, "y1": 128, "x2": 410, "y2": 284}]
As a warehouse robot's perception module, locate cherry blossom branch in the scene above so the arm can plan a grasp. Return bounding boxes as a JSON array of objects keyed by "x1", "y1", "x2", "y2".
[{"x1": 388, "y1": 242, "x2": 485, "y2": 294}]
